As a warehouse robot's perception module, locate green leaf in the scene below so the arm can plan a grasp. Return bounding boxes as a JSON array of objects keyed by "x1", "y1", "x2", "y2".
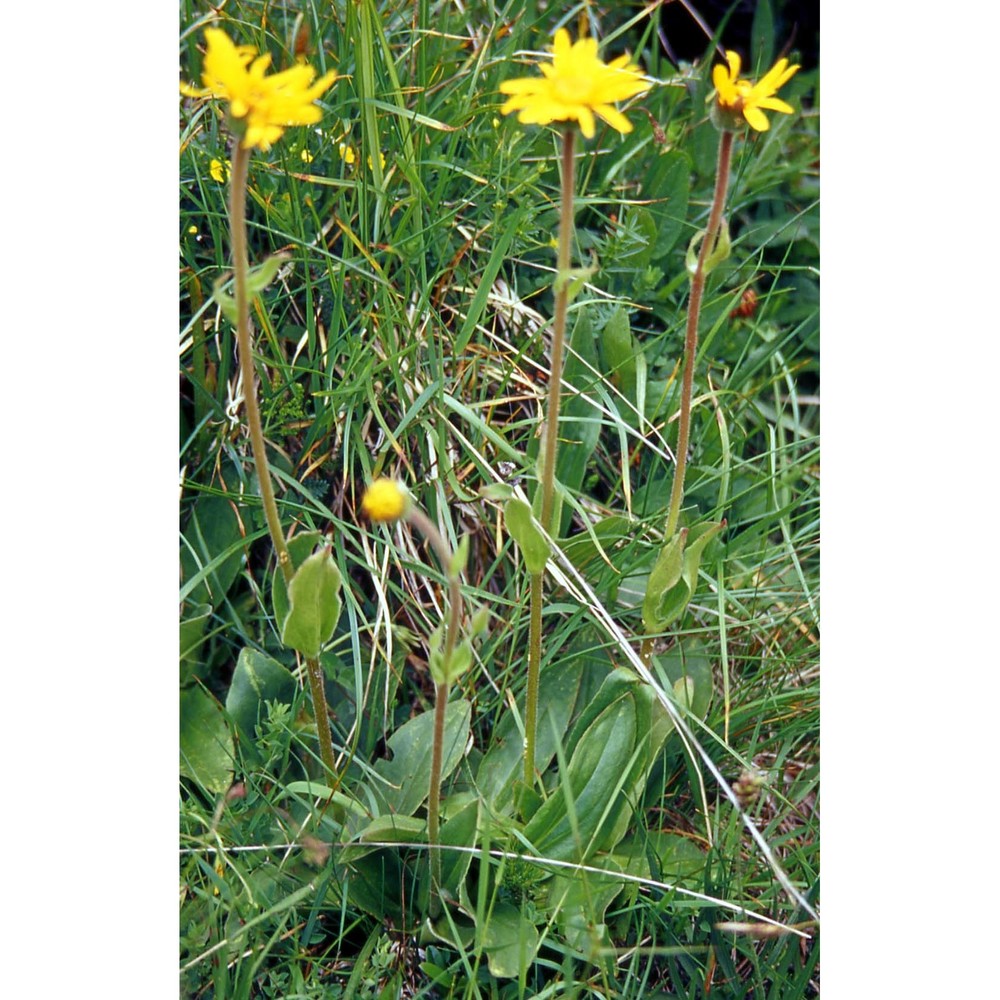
[
  {"x1": 271, "y1": 531, "x2": 324, "y2": 630},
  {"x1": 179, "y1": 495, "x2": 245, "y2": 608},
  {"x1": 280, "y1": 548, "x2": 343, "y2": 658},
  {"x1": 643, "y1": 521, "x2": 724, "y2": 633},
  {"x1": 211, "y1": 254, "x2": 288, "y2": 325},
  {"x1": 646, "y1": 149, "x2": 691, "y2": 259},
  {"x1": 479, "y1": 482, "x2": 515, "y2": 502},
  {"x1": 245, "y1": 253, "x2": 288, "y2": 296},
  {"x1": 449, "y1": 534, "x2": 470, "y2": 579},
  {"x1": 648, "y1": 830, "x2": 709, "y2": 888},
  {"x1": 601, "y1": 206, "x2": 657, "y2": 286},
  {"x1": 481, "y1": 901, "x2": 541, "y2": 979},
  {"x1": 523, "y1": 693, "x2": 637, "y2": 863},
  {"x1": 374, "y1": 699, "x2": 472, "y2": 816},
  {"x1": 652, "y1": 639, "x2": 715, "y2": 721},
  {"x1": 685, "y1": 219, "x2": 731, "y2": 276},
  {"x1": 180, "y1": 603, "x2": 213, "y2": 684},
  {"x1": 432, "y1": 637, "x2": 474, "y2": 685},
  {"x1": 180, "y1": 686, "x2": 233, "y2": 793},
  {"x1": 555, "y1": 308, "x2": 601, "y2": 534},
  {"x1": 504, "y1": 498, "x2": 550, "y2": 574},
  {"x1": 642, "y1": 529, "x2": 687, "y2": 633},
  {"x1": 554, "y1": 260, "x2": 598, "y2": 301},
  {"x1": 477, "y1": 656, "x2": 587, "y2": 811},
  {"x1": 339, "y1": 814, "x2": 426, "y2": 924},
  {"x1": 341, "y1": 814, "x2": 427, "y2": 863},
  {"x1": 598, "y1": 305, "x2": 638, "y2": 403},
  {"x1": 421, "y1": 795, "x2": 479, "y2": 909},
  {"x1": 225, "y1": 647, "x2": 297, "y2": 741}
]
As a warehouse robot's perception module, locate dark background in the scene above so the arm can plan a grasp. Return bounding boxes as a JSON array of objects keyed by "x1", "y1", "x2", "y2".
[{"x1": 655, "y1": 0, "x2": 819, "y2": 67}]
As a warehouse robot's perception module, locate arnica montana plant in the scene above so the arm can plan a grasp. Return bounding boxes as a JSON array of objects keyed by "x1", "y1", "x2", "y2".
[{"x1": 180, "y1": 5, "x2": 818, "y2": 994}]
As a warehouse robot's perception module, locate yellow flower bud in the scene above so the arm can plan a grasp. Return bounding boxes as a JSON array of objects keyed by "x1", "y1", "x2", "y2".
[{"x1": 361, "y1": 478, "x2": 410, "y2": 522}]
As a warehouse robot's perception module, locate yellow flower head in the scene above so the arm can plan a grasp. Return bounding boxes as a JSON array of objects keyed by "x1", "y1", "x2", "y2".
[
  {"x1": 711, "y1": 50, "x2": 799, "y2": 132},
  {"x1": 499, "y1": 28, "x2": 648, "y2": 139},
  {"x1": 185, "y1": 27, "x2": 336, "y2": 151},
  {"x1": 361, "y1": 478, "x2": 410, "y2": 523}
]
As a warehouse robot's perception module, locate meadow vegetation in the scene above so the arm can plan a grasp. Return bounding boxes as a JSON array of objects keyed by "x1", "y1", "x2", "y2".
[{"x1": 179, "y1": 1, "x2": 819, "y2": 995}]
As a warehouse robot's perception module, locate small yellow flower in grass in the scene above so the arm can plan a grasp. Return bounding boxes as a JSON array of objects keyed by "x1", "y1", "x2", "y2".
[
  {"x1": 209, "y1": 158, "x2": 231, "y2": 183},
  {"x1": 300, "y1": 148, "x2": 314, "y2": 164},
  {"x1": 711, "y1": 50, "x2": 799, "y2": 132},
  {"x1": 499, "y1": 28, "x2": 648, "y2": 138},
  {"x1": 361, "y1": 478, "x2": 410, "y2": 523},
  {"x1": 186, "y1": 27, "x2": 336, "y2": 151},
  {"x1": 338, "y1": 142, "x2": 357, "y2": 165}
]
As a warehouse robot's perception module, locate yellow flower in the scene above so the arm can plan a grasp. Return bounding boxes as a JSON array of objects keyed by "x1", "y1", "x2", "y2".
[
  {"x1": 209, "y1": 157, "x2": 231, "y2": 182},
  {"x1": 711, "y1": 50, "x2": 799, "y2": 132},
  {"x1": 499, "y1": 28, "x2": 647, "y2": 139},
  {"x1": 361, "y1": 478, "x2": 410, "y2": 523},
  {"x1": 338, "y1": 142, "x2": 357, "y2": 165},
  {"x1": 186, "y1": 27, "x2": 336, "y2": 151},
  {"x1": 300, "y1": 148, "x2": 314, "y2": 164}
]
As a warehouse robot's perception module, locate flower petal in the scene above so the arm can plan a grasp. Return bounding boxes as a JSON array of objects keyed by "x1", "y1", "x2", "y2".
[
  {"x1": 594, "y1": 104, "x2": 633, "y2": 134},
  {"x1": 756, "y1": 96, "x2": 794, "y2": 114},
  {"x1": 576, "y1": 105, "x2": 596, "y2": 138},
  {"x1": 742, "y1": 106, "x2": 770, "y2": 131}
]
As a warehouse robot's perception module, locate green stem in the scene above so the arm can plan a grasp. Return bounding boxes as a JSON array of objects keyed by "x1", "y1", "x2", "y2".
[
  {"x1": 523, "y1": 128, "x2": 575, "y2": 790},
  {"x1": 304, "y1": 656, "x2": 338, "y2": 779},
  {"x1": 404, "y1": 505, "x2": 464, "y2": 918},
  {"x1": 229, "y1": 139, "x2": 337, "y2": 778},
  {"x1": 664, "y1": 128, "x2": 734, "y2": 540}
]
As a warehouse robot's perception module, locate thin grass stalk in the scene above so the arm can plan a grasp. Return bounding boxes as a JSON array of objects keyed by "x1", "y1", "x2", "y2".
[{"x1": 229, "y1": 139, "x2": 337, "y2": 780}]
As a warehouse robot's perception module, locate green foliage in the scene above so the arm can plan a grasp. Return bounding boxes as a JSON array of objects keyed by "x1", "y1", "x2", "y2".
[
  {"x1": 504, "y1": 497, "x2": 550, "y2": 573},
  {"x1": 180, "y1": 684, "x2": 234, "y2": 793},
  {"x1": 370, "y1": 699, "x2": 472, "y2": 818},
  {"x1": 280, "y1": 547, "x2": 342, "y2": 659},
  {"x1": 179, "y1": 0, "x2": 819, "y2": 995}
]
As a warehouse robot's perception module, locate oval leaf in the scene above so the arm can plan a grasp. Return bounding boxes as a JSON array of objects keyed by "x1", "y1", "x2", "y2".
[
  {"x1": 225, "y1": 647, "x2": 297, "y2": 741},
  {"x1": 505, "y1": 498, "x2": 550, "y2": 574},
  {"x1": 280, "y1": 549, "x2": 343, "y2": 658},
  {"x1": 180, "y1": 686, "x2": 234, "y2": 793}
]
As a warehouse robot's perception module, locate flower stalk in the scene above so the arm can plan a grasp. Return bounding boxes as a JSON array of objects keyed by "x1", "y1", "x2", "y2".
[
  {"x1": 664, "y1": 128, "x2": 734, "y2": 540},
  {"x1": 228, "y1": 139, "x2": 338, "y2": 780},
  {"x1": 499, "y1": 28, "x2": 646, "y2": 793},
  {"x1": 361, "y1": 479, "x2": 466, "y2": 919},
  {"x1": 405, "y1": 505, "x2": 464, "y2": 919},
  {"x1": 195, "y1": 27, "x2": 341, "y2": 781},
  {"x1": 523, "y1": 127, "x2": 575, "y2": 788}
]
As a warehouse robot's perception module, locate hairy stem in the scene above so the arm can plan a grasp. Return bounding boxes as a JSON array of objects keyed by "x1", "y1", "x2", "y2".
[
  {"x1": 664, "y1": 128, "x2": 734, "y2": 540},
  {"x1": 539, "y1": 128, "x2": 576, "y2": 532},
  {"x1": 524, "y1": 128, "x2": 575, "y2": 789},
  {"x1": 229, "y1": 139, "x2": 337, "y2": 778},
  {"x1": 405, "y1": 505, "x2": 464, "y2": 918}
]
